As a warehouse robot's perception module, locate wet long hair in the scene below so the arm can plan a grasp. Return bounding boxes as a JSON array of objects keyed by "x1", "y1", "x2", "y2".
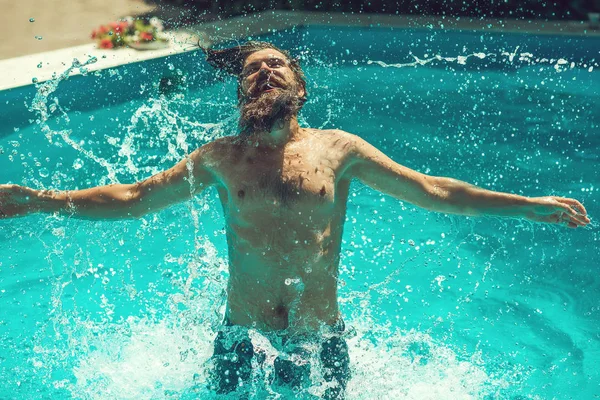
[{"x1": 200, "y1": 41, "x2": 308, "y2": 108}]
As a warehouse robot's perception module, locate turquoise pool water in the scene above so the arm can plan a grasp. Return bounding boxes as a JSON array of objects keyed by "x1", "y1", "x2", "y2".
[{"x1": 0, "y1": 26, "x2": 599, "y2": 399}]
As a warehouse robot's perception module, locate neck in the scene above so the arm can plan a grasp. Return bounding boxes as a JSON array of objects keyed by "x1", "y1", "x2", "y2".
[{"x1": 250, "y1": 116, "x2": 301, "y2": 148}]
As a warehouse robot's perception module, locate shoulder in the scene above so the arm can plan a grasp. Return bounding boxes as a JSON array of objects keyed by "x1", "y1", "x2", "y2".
[
  {"x1": 308, "y1": 128, "x2": 363, "y2": 150},
  {"x1": 306, "y1": 129, "x2": 373, "y2": 178},
  {"x1": 182, "y1": 136, "x2": 242, "y2": 187},
  {"x1": 199, "y1": 135, "x2": 237, "y2": 152},
  {"x1": 311, "y1": 129, "x2": 376, "y2": 161},
  {"x1": 192, "y1": 136, "x2": 241, "y2": 163}
]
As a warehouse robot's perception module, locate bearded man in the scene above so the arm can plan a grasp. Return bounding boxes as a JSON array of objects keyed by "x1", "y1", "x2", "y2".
[{"x1": 0, "y1": 41, "x2": 590, "y2": 398}]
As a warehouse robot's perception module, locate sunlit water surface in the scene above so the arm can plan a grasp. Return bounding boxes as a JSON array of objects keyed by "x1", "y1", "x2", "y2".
[{"x1": 0, "y1": 27, "x2": 599, "y2": 399}]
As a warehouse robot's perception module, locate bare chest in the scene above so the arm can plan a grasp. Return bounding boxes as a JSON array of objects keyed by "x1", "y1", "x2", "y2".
[
  {"x1": 215, "y1": 144, "x2": 346, "y2": 219},
  {"x1": 232, "y1": 153, "x2": 336, "y2": 211}
]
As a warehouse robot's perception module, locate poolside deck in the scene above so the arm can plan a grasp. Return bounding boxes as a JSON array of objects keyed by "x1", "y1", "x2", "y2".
[{"x1": 0, "y1": 0, "x2": 155, "y2": 60}]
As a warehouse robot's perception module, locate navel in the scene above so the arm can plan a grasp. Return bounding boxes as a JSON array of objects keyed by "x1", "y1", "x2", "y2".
[{"x1": 274, "y1": 304, "x2": 288, "y2": 318}]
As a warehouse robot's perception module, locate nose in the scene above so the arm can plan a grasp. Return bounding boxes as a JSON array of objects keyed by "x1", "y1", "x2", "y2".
[{"x1": 258, "y1": 62, "x2": 273, "y2": 75}]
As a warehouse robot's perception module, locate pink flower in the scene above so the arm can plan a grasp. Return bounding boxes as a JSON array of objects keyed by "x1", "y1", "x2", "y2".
[
  {"x1": 99, "y1": 38, "x2": 114, "y2": 49},
  {"x1": 91, "y1": 29, "x2": 98, "y2": 39},
  {"x1": 139, "y1": 32, "x2": 154, "y2": 41},
  {"x1": 98, "y1": 25, "x2": 109, "y2": 34},
  {"x1": 114, "y1": 23, "x2": 127, "y2": 34}
]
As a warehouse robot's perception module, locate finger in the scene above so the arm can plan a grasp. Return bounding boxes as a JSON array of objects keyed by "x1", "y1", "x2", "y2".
[
  {"x1": 554, "y1": 203, "x2": 590, "y2": 224},
  {"x1": 554, "y1": 197, "x2": 587, "y2": 215},
  {"x1": 554, "y1": 213, "x2": 576, "y2": 228},
  {"x1": 571, "y1": 208, "x2": 590, "y2": 224},
  {"x1": 569, "y1": 214, "x2": 589, "y2": 227},
  {"x1": 562, "y1": 206, "x2": 590, "y2": 224},
  {"x1": 570, "y1": 213, "x2": 590, "y2": 226},
  {"x1": 554, "y1": 203, "x2": 577, "y2": 217},
  {"x1": 562, "y1": 212, "x2": 588, "y2": 227},
  {"x1": 566, "y1": 198, "x2": 587, "y2": 215}
]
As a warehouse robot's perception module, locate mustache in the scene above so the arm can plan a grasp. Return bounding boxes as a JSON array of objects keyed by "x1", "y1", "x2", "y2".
[{"x1": 246, "y1": 75, "x2": 287, "y2": 98}]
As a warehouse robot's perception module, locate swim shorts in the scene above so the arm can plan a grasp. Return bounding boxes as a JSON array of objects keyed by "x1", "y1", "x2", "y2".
[{"x1": 207, "y1": 318, "x2": 351, "y2": 399}]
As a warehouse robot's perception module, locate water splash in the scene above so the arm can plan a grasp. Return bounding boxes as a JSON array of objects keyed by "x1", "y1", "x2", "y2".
[
  {"x1": 28, "y1": 57, "x2": 123, "y2": 183},
  {"x1": 367, "y1": 47, "x2": 600, "y2": 71},
  {"x1": 60, "y1": 313, "x2": 517, "y2": 399},
  {"x1": 368, "y1": 52, "x2": 489, "y2": 68},
  {"x1": 114, "y1": 96, "x2": 230, "y2": 178}
]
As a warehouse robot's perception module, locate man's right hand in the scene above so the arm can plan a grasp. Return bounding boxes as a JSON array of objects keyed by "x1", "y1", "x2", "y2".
[{"x1": 0, "y1": 184, "x2": 41, "y2": 219}]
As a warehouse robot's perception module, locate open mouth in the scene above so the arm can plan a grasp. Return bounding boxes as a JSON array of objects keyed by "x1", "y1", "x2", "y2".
[{"x1": 258, "y1": 80, "x2": 282, "y2": 94}]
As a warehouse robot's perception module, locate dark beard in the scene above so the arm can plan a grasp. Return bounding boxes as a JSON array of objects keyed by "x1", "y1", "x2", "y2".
[{"x1": 239, "y1": 88, "x2": 301, "y2": 136}]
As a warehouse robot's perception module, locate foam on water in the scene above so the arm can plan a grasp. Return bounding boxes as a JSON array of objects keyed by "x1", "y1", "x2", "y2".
[
  {"x1": 62, "y1": 312, "x2": 515, "y2": 399},
  {"x1": 70, "y1": 317, "x2": 213, "y2": 399}
]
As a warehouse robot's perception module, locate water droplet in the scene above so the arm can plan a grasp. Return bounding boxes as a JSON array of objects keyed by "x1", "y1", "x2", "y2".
[
  {"x1": 34, "y1": 36, "x2": 42, "y2": 40},
  {"x1": 285, "y1": 278, "x2": 292, "y2": 285},
  {"x1": 73, "y1": 158, "x2": 84, "y2": 170},
  {"x1": 37, "y1": 62, "x2": 42, "y2": 68},
  {"x1": 29, "y1": 18, "x2": 35, "y2": 23},
  {"x1": 408, "y1": 239, "x2": 415, "y2": 246},
  {"x1": 38, "y1": 167, "x2": 49, "y2": 178},
  {"x1": 31, "y1": 77, "x2": 38, "y2": 83}
]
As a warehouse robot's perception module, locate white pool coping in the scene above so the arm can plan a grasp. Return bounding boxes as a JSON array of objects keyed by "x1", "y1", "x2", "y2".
[
  {"x1": 0, "y1": 30, "x2": 201, "y2": 92},
  {"x1": 0, "y1": 10, "x2": 598, "y2": 92}
]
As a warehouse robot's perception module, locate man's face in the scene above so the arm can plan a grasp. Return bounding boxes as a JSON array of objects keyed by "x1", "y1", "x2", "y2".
[
  {"x1": 237, "y1": 48, "x2": 305, "y2": 134},
  {"x1": 240, "y1": 49, "x2": 305, "y2": 102}
]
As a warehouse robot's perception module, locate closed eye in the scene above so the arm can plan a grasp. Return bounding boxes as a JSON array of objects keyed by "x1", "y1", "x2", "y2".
[
  {"x1": 267, "y1": 59, "x2": 285, "y2": 68},
  {"x1": 242, "y1": 57, "x2": 287, "y2": 76},
  {"x1": 242, "y1": 67, "x2": 259, "y2": 77}
]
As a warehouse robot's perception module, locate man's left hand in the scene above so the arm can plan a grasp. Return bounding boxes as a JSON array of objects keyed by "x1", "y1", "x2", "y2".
[{"x1": 525, "y1": 196, "x2": 590, "y2": 228}]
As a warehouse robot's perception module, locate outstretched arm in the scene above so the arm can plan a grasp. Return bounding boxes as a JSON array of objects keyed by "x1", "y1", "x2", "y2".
[
  {"x1": 0, "y1": 144, "x2": 217, "y2": 220},
  {"x1": 345, "y1": 133, "x2": 590, "y2": 228}
]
